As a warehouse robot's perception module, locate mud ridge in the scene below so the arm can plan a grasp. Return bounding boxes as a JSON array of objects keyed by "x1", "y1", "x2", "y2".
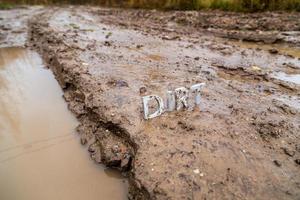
[{"x1": 27, "y1": 11, "x2": 149, "y2": 199}]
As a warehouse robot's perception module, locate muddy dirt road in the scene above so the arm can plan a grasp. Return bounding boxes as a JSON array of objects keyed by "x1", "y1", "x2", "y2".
[{"x1": 1, "y1": 6, "x2": 300, "y2": 200}]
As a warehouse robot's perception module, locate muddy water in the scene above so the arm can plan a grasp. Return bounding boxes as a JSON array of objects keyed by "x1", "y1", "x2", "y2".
[
  {"x1": 271, "y1": 72, "x2": 300, "y2": 85},
  {"x1": 0, "y1": 47, "x2": 127, "y2": 200},
  {"x1": 231, "y1": 40, "x2": 300, "y2": 58}
]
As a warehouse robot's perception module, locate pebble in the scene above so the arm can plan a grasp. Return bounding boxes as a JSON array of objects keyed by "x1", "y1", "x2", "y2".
[
  {"x1": 269, "y1": 48, "x2": 278, "y2": 54},
  {"x1": 116, "y1": 80, "x2": 129, "y2": 87},
  {"x1": 273, "y1": 160, "x2": 281, "y2": 167},
  {"x1": 136, "y1": 44, "x2": 143, "y2": 49},
  {"x1": 251, "y1": 65, "x2": 261, "y2": 71},
  {"x1": 139, "y1": 86, "x2": 147, "y2": 94},
  {"x1": 282, "y1": 147, "x2": 295, "y2": 157}
]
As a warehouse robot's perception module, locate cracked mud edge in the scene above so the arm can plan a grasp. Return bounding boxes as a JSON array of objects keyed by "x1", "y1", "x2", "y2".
[{"x1": 27, "y1": 13, "x2": 150, "y2": 199}]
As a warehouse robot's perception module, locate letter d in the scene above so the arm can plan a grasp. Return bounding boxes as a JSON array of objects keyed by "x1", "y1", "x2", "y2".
[{"x1": 142, "y1": 95, "x2": 164, "y2": 120}]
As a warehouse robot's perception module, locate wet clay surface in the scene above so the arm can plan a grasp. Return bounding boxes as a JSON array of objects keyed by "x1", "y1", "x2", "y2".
[
  {"x1": 0, "y1": 47, "x2": 128, "y2": 200},
  {"x1": 0, "y1": 6, "x2": 43, "y2": 48},
  {"x1": 1, "y1": 6, "x2": 300, "y2": 199},
  {"x1": 93, "y1": 8, "x2": 300, "y2": 46}
]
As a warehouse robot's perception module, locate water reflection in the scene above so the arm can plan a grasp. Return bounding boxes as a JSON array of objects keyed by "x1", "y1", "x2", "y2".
[{"x1": 271, "y1": 71, "x2": 300, "y2": 85}]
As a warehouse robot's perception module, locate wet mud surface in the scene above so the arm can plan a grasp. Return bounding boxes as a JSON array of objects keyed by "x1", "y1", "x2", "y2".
[
  {"x1": 1, "y1": 6, "x2": 300, "y2": 199},
  {"x1": 0, "y1": 6, "x2": 43, "y2": 47},
  {"x1": 94, "y1": 8, "x2": 300, "y2": 46}
]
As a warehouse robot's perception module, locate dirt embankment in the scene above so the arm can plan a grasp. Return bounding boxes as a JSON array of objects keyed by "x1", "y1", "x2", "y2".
[{"x1": 23, "y1": 6, "x2": 300, "y2": 199}]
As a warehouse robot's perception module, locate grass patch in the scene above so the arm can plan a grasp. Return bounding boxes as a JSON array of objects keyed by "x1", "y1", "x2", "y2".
[{"x1": 0, "y1": 2, "x2": 15, "y2": 9}]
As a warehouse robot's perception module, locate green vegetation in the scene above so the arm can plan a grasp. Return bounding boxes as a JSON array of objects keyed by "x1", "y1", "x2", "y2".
[
  {"x1": 127, "y1": 0, "x2": 300, "y2": 11},
  {"x1": 0, "y1": 2, "x2": 15, "y2": 9},
  {"x1": 1, "y1": 0, "x2": 300, "y2": 11}
]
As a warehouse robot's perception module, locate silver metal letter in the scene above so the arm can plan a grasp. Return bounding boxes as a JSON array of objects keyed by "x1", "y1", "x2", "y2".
[
  {"x1": 142, "y1": 95, "x2": 164, "y2": 120},
  {"x1": 175, "y1": 87, "x2": 189, "y2": 111},
  {"x1": 166, "y1": 91, "x2": 175, "y2": 111},
  {"x1": 190, "y1": 83, "x2": 205, "y2": 107}
]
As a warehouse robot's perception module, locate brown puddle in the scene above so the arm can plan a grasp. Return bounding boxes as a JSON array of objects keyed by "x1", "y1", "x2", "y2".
[
  {"x1": 0, "y1": 47, "x2": 128, "y2": 200},
  {"x1": 271, "y1": 72, "x2": 300, "y2": 85},
  {"x1": 231, "y1": 40, "x2": 300, "y2": 58}
]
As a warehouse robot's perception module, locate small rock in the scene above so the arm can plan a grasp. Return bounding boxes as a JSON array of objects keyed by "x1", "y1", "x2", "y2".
[
  {"x1": 194, "y1": 57, "x2": 200, "y2": 61},
  {"x1": 80, "y1": 137, "x2": 87, "y2": 145},
  {"x1": 269, "y1": 48, "x2": 278, "y2": 54},
  {"x1": 139, "y1": 86, "x2": 147, "y2": 95},
  {"x1": 88, "y1": 142, "x2": 97, "y2": 153},
  {"x1": 282, "y1": 147, "x2": 295, "y2": 157},
  {"x1": 162, "y1": 35, "x2": 180, "y2": 40},
  {"x1": 251, "y1": 65, "x2": 261, "y2": 71},
  {"x1": 104, "y1": 41, "x2": 111, "y2": 46},
  {"x1": 193, "y1": 169, "x2": 200, "y2": 174},
  {"x1": 112, "y1": 145, "x2": 120, "y2": 153},
  {"x1": 116, "y1": 80, "x2": 129, "y2": 87},
  {"x1": 121, "y1": 153, "x2": 132, "y2": 171},
  {"x1": 294, "y1": 159, "x2": 300, "y2": 165},
  {"x1": 136, "y1": 44, "x2": 143, "y2": 49},
  {"x1": 273, "y1": 160, "x2": 281, "y2": 167}
]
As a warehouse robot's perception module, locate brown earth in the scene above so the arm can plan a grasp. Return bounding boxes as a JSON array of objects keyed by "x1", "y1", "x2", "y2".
[
  {"x1": 92, "y1": 8, "x2": 300, "y2": 45},
  {"x1": 1, "y1": 6, "x2": 300, "y2": 200}
]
